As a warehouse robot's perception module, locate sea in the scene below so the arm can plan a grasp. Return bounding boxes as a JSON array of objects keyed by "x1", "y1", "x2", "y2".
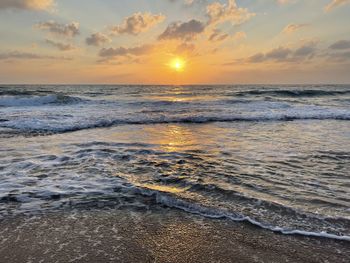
[{"x1": 0, "y1": 85, "x2": 349, "y2": 241}]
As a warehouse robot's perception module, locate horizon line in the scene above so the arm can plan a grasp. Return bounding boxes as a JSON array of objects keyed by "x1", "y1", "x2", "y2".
[{"x1": 1, "y1": 83, "x2": 350, "y2": 86}]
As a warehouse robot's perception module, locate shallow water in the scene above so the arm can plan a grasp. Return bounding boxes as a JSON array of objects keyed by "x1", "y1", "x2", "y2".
[{"x1": 0, "y1": 85, "x2": 349, "y2": 240}]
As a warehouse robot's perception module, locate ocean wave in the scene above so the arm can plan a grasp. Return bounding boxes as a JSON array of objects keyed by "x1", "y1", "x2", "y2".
[
  {"x1": 2, "y1": 108, "x2": 349, "y2": 134},
  {"x1": 0, "y1": 88, "x2": 38, "y2": 96},
  {"x1": 1, "y1": 181, "x2": 349, "y2": 241},
  {"x1": 235, "y1": 89, "x2": 350, "y2": 97},
  {"x1": 135, "y1": 188, "x2": 350, "y2": 241},
  {"x1": 0, "y1": 94, "x2": 86, "y2": 107}
]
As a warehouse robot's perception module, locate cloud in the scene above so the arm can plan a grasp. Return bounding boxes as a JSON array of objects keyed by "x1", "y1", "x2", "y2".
[
  {"x1": 111, "y1": 12, "x2": 165, "y2": 35},
  {"x1": 327, "y1": 51, "x2": 350, "y2": 62},
  {"x1": 158, "y1": 19, "x2": 205, "y2": 40},
  {"x1": 324, "y1": 0, "x2": 350, "y2": 12},
  {"x1": 247, "y1": 53, "x2": 266, "y2": 63},
  {"x1": 243, "y1": 42, "x2": 318, "y2": 64},
  {"x1": 36, "y1": 21, "x2": 80, "y2": 37},
  {"x1": 160, "y1": 1, "x2": 252, "y2": 42},
  {"x1": 0, "y1": 0, "x2": 54, "y2": 10},
  {"x1": 209, "y1": 29, "x2": 246, "y2": 42},
  {"x1": 265, "y1": 46, "x2": 292, "y2": 60},
  {"x1": 206, "y1": 0, "x2": 255, "y2": 26},
  {"x1": 329, "y1": 40, "x2": 350, "y2": 50},
  {"x1": 45, "y1": 39, "x2": 76, "y2": 51},
  {"x1": 86, "y1": 33, "x2": 111, "y2": 47},
  {"x1": 170, "y1": 0, "x2": 209, "y2": 7},
  {"x1": 294, "y1": 42, "x2": 317, "y2": 57},
  {"x1": 209, "y1": 29, "x2": 229, "y2": 42},
  {"x1": 99, "y1": 44, "x2": 153, "y2": 58},
  {"x1": 184, "y1": 0, "x2": 208, "y2": 6},
  {"x1": 276, "y1": 0, "x2": 293, "y2": 4},
  {"x1": 282, "y1": 23, "x2": 308, "y2": 34},
  {"x1": 326, "y1": 40, "x2": 350, "y2": 62},
  {"x1": 0, "y1": 50, "x2": 71, "y2": 60},
  {"x1": 232, "y1": 31, "x2": 247, "y2": 41},
  {"x1": 175, "y1": 42, "x2": 196, "y2": 55}
]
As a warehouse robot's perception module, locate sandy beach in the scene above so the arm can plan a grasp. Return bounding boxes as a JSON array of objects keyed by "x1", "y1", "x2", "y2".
[{"x1": 0, "y1": 207, "x2": 349, "y2": 263}]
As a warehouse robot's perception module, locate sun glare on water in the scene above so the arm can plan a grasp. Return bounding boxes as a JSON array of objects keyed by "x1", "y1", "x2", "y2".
[{"x1": 170, "y1": 58, "x2": 186, "y2": 72}]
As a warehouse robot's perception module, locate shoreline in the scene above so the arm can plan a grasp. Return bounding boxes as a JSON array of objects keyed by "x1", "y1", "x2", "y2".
[{"x1": 0, "y1": 208, "x2": 349, "y2": 263}]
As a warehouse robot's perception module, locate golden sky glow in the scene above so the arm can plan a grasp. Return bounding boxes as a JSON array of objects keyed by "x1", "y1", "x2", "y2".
[{"x1": 0, "y1": 0, "x2": 350, "y2": 84}]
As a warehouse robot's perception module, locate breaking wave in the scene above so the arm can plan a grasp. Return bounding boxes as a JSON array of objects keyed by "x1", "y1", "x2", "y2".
[
  {"x1": 1, "y1": 109, "x2": 349, "y2": 134},
  {"x1": 0, "y1": 94, "x2": 86, "y2": 107}
]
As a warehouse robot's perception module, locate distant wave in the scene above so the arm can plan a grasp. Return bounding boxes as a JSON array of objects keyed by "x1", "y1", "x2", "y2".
[
  {"x1": 235, "y1": 89, "x2": 350, "y2": 97},
  {"x1": 0, "y1": 89, "x2": 38, "y2": 96},
  {"x1": 0, "y1": 94, "x2": 86, "y2": 107}
]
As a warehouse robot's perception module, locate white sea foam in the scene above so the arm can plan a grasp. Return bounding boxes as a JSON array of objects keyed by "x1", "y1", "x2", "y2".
[
  {"x1": 149, "y1": 190, "x2": 350, "y2": 242},
  {"x1": 1, "y1": 106, "x2": 350, "y2": 134}
]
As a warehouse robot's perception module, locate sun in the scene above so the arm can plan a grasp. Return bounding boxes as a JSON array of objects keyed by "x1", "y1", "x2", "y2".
[{"x1": 170, "y1": 57, "x2": 186, "y2": 72}]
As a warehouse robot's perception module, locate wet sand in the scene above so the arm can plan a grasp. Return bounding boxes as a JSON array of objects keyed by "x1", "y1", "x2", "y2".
[{"x1": 0, "y1": 208, "x2": 349, "y2": 263}]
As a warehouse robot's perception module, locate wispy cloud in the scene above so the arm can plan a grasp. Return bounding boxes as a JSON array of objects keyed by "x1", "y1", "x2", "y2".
[
  {"x1": 324, "y1": 0, "x2": 350, "y2": 12},
  {"x1": 282, "y1": 23, "x2": 309, "y2": 34},
  {"x1": 276, "y1": 0, "x2": 293, "y2": 4},
  {"x1": 209, "y1": 29, "x2": 246, "y2": 42},
  {"x1": 86, "y1": 33, "x2": 111, "y2": 47},
  {"x1": 0, "y1": 50, "x2": 71, "y2": 60},
  {"x1": 175, "y1": 42, "x2": 196, "y2": 54},
  {"x1": 236, "y1": 42, "x2": 318, "y2": 64},
  {"x1": 329, "y1": 40, "x2": 350, "y2": 49},
  {"x1": 45, "y1": 39, "x2": 76, "y2": 51},
  {"x1": 158, "y1": 19, "x2": 205, "y2": 40},
  {"x1": 208, "y1": 29, "x2": 229, "y2": 42},
  {"x1": 36, "y1": 21, "x2": 80, "y2": 37},
  {"x1": 325, "y1": 39, "x2": 350, "y2": 62},
  {"x1": 206, "y1": 0, "x2": 255, "y2": 26},
  {"x1": 99, "y1": 44, "x2": 154, "y2": 58},
  {"x1": 294, "y1": 43, "x2": 317, "y2": 57},
  {"x1": 0, "y1": 0, "x2": 54, "y2": 11},
  {"x1": 327, "y1": 51, "x2": 350, "y2": 62},
  {"x1": 168, "y1": 0, "x2": 209, "y2": 6},
  {"x1": 111, "y1": 12, "x2": 165, "y2": 35}
]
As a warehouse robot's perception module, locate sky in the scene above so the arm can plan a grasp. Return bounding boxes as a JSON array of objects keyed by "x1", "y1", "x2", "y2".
[{"x1": 0, "y1": 0, "x2": 350, "y2": 84}]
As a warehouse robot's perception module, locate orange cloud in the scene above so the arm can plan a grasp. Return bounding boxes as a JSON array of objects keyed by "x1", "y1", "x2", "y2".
[
  {"x1": 324, "y1": 0, "x2": 350, "y2": 12},
  {"x1": 206, "y1": 0, "x2": 255, "y2": 26},
  {"x1": 111, "y1": 12, "x2": 165, "y2": 35},
  {"x1": 0, "y1": 0, "x2": 54, "y2": 10},
  {"x1": 282, "y1": 23, "x2": 309, "y2": 34}
]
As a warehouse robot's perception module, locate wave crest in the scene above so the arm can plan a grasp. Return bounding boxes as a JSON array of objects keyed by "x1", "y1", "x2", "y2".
[{"x1": 0, "y1": 94, "x2": 85, "y2": 107}]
